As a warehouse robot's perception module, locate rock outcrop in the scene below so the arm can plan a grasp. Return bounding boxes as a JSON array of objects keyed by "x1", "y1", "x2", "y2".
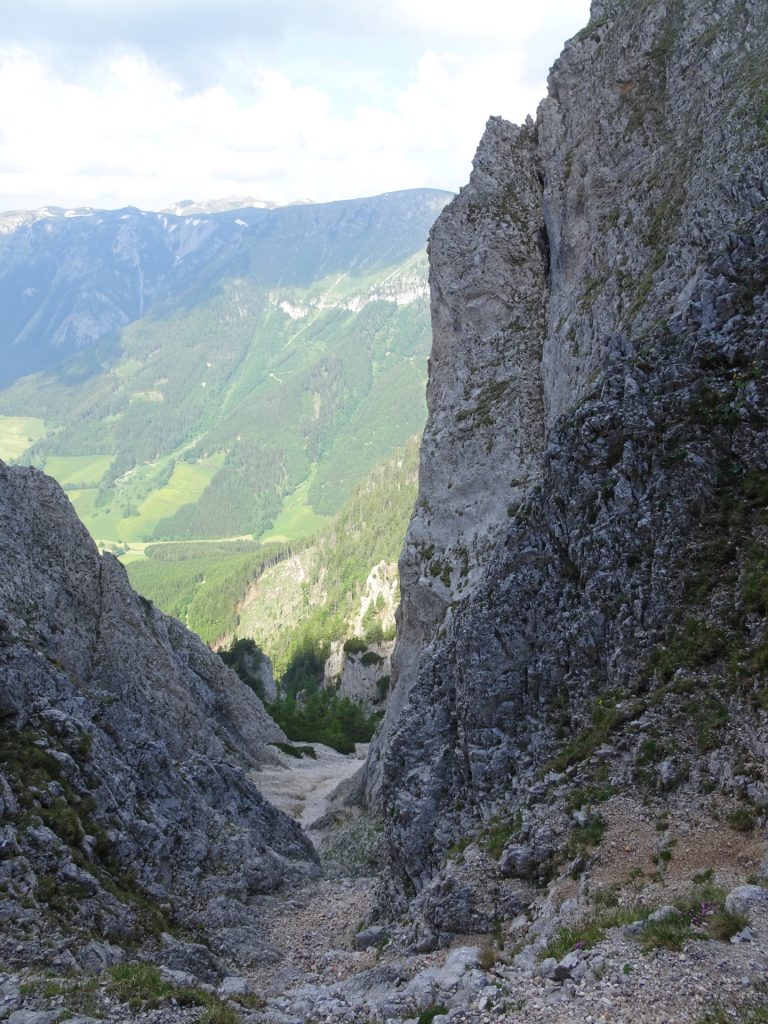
[
  {"x1": 324, "y1": 639, "x2": 393, "y2": 712},
  {"x1": 369, "y1": 0, "x2": 768, "y2": 937},
  {"x1": 0, "y1": 462, "x2": 318, "y2": 969}
]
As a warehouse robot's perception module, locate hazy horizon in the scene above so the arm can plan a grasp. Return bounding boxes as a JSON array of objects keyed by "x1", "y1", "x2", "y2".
[{"x1": 1, "y1": 0, "x2": 591, "y2": 212}]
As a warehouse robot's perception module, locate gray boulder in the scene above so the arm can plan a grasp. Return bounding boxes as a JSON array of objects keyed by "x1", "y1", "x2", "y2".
[
  {"x1": 355, "y1": 925, "x2": 390, "y2": 951},
  {"x1": 725, "y1": 886, "x2": 768, "y2": 916}
]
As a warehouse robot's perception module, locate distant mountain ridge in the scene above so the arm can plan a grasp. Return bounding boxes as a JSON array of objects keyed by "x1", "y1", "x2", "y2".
[
  {"x1": 160, "y1": 196, "x2": 315, "y2": 215},
  {"x1": 0, "y1": 188, "x2": 450, "y2": 550},
  {"x1": 0, "y1": 188, "x2": 450, "y2": 389}
]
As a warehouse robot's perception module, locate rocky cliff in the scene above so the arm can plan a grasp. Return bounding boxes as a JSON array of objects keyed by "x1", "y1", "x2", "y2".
[
  {"x1": 0, "y1": 462, "x2": 318, "y2": 970},
  {"x1": 369, "y1": 0, "x2": 768, "y2": 945}
]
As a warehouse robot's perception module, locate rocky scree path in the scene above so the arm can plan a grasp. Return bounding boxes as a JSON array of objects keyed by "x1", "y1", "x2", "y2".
[{"x1": 4, "y1": 773, "x2": 768, "y2": 1023}]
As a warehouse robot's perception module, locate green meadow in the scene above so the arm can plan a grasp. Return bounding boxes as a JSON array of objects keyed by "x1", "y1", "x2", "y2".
[
  {"x1": 0, "y1": 415, "x2": 47, "y2": 460},
  {"x1": 259, "y1": 478, "x2": 333, "y2": 544},
  {"x1": 43, "y1": 454, "x2": 113, "y2": 486},
  {"x1": 67, "y1": 456, "x2": 225, "y2": 545}
]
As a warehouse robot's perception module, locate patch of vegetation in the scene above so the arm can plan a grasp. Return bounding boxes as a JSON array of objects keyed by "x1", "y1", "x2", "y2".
[
  {"x1": 0, "y1": 414, "x2": 47, "y2": 460},
  {"x1": 218, "y1": 636, "x2": 267, "y2": 698},
  {"x1": 646, "y1": 617, "x2": 729, "y2": 683},
  {"x1": 652, "y1": 843, "x2": 675, "y2": 867},
  {"x1": 267, "y1": 687, "x2": 381, "y2": 754},
  {"x1": 129, "y1": 541, "x2": 296, "y2": 645},
  {"x1": 546, "y1": 692, "x2": 640, "y2": 773},
  {"x1": 579, "y1": 275, "x2": 607, "y2": 312},
  {"x1": 565, "y1": 815, "x2": 606, "y2": 856},
  {"x1": 638, "y1": 912, "x2": 693, "y2": 952},
  {"x1": 708, "y1": 908, "x2": 749, "y2": 941},
  {"x1": 238, "y1": 439, "x2": 416, "y2": 677},
  {"x1": 106, "y1": 963, "x2": 173, "y2": 1010},
  {"x1": 481, "y1": 814, "x2": 520, "y2": 860},
  {"x1": 446, "y1": 836, "x2": 473, "y2": 864},
  {"x1": 199, "y1": 1004, "x2": 241, "y2": 1024},
  {"x1": 479, "y1": 937, "x2": 500, "y2": 970},
  {"x1": 638, "y1": 878, "x2": 747, "y2": 951},
  {"x1": 541, "y1": 918, "x2": 609, "y2": 961},
  {"x1": 230, "y1": 992, "x2": 266, "y2": 1010},
  {"x1": 271, "y1": 742, "x2": 317, "y2": 759},
  {"x1": 565, "y1": 782, "x2": 614, "y2": 811},
  {"x1": 343, "y1": 636, "x2": 369, "y2": 656},
  {"x1": 105, "y1": 963, "x2": 243, "y2": 1020},
  {"x1": 575, "y1": 15, "x2": 609, "y2": 42},
  {"x1": 19, "y1": 976, "x2": 102, "y2": 1017},
  {"x1": 1, "y1": 726, "x2": 170, "y2": 939},
  {"x1": 456, "y1": 380, "x2": 509, "y2": 428},
  {"x1": 541, "y1": 903, "x2": 650, "y2": 962},
  {"x1": 417, "y1": 1006, "x2": 449, "y2": 1024},
  {"x1": 726, "y1": 806, "x2": 756, "y2": 832}
]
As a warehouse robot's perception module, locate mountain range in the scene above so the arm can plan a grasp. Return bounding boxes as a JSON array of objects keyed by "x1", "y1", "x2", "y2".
[{"x1": 0, "y1": 188, "x2": 449, "y2": 551}]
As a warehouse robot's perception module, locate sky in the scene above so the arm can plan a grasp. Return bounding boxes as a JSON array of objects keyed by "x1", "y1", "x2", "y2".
[{"x1": 0, "y1": 1, "x2": 591, "y2": 213}]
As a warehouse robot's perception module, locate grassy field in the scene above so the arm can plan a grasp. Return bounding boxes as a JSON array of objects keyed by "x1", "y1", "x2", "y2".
[
  {"x1": 68, "y1": 456, "x2": 225, "y2": 545},
  {"x1": 43, "y1": 454, "x2": 113, "y2": 486},
  {"x1": 259, "y1": 478, "x2": 333, "y2": 544},
  {"x1": 137, "y1": 461, "x2": 223, "y2": 528},
  {"x1": 0, "y1": 415, "x2": 46, "y2": 460}
]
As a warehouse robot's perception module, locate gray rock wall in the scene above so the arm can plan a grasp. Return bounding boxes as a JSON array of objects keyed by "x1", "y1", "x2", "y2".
[
  {"x1": 0, "y1": 463, "x2": 318, "y2": 967},
  {"x1": 325, "y1": 640, "x2": 394, "y2": 712},
  {"x1": 369, "y1": 0, "x2": 768, "y2": 919},
  {"x1": 366, "y1": 118, "x2": 549, "y2": 799}
]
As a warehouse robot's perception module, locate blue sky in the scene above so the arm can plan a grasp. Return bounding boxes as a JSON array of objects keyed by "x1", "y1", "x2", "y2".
[{"x1": 0, "y1": 1, "x2": 591, "y2": 211}]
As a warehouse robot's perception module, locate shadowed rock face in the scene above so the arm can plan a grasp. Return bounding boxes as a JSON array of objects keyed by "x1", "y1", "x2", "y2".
[
  {"x1": 0, "y1": 462, "x2": 319, "y2": 967},
  {"x1": 368, "y1": 0, "x2": 768, "y2": 935}
]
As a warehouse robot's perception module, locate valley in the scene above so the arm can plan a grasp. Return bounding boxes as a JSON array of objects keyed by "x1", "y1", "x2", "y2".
[
  {"x1": 0, "y1": 190, "x2": 447, "y2": 558},
  {"x1": 1, "y1": 1, "x2": 767, "y2": 1022},
  {"x1": 0, "y1": 191, "x2": 443, "y2": 699}
]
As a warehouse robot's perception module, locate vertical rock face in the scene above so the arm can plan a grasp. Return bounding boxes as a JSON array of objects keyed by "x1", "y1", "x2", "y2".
[
  {"x1": 365, "y1": 120, "x2": 549, "y2": 798},
  {"x1": 325, "y1": 639, "x2": 394, "y2": 712},
  {"x1": 371, "y1": 0, "x2": 768, "y2": 927},
  {"x1": 0, "y1": 463, "x2": 318, "y2": 965}
]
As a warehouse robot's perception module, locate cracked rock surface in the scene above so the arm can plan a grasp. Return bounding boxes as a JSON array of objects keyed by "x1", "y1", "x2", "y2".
[{"x1": 0, "y1": 462, "x2": 318, "y2": 968}]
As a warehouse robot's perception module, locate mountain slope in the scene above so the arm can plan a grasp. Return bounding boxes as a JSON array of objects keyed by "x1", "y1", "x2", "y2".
[
  {"x1": 0, "y1": 460, "x2": 318, "y2": 968},
  {"x1": 0, "y1": 190, "x2": 449, "y2": 387},
  {"x1": 125, "y1": 439, "x2": 420, "y2": 676},
  {"x1": 364, "y1": 0, "x2": 768, "y2": 952}
]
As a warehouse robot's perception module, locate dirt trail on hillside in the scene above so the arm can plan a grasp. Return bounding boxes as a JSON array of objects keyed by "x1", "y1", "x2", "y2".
[{"x1": 247, "y1": 742, "x2": 383, "y2": 997}]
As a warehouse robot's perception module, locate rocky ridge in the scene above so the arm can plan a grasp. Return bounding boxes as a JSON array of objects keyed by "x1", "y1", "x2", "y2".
[
  {"x1": 363, "y1": 0, "x2": 768, "y2": 960},
  {"x1": 0, "y1": 461, "x2": 318, "y2": 972}
]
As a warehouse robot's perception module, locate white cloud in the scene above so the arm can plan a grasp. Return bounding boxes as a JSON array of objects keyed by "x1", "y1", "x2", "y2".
[{"x1": 0, "y1": 0, "x2": 591, "y2": 211}]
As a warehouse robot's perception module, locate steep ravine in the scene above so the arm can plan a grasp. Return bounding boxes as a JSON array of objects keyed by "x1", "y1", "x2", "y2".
[{"x1": 3, "y1": 1, "x2": 768, "y2": 1022}]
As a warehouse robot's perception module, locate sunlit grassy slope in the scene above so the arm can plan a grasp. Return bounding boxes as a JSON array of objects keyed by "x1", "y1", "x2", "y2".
[
  {"x1": 127, "y1": 439, "x2": 419, "y2": 669},
  {"x1": 3, "y1": 257, "x2": 431, "y2": 546},
  {"x1": 0, "y1": 415, "x2": 46, "y2": 461}
]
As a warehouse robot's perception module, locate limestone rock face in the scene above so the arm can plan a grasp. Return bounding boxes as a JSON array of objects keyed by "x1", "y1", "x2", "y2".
[
  {"x1": 366, "y1": 118, "x2": 548, "y2": 799},
  {"x1": 370, "y1": 0, "x2": 768, "y2": 925},
  {"x1": 325, "y1": 639, "x2": 394, "y2": 713},
  {"x1": 0, "y1": 463, "x2": 318, "y2": 966}
]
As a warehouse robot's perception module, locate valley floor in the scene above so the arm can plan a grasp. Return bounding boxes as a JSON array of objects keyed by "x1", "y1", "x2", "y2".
[{"x1": 252, "y1": 743, "x2": 368, "y2": 831}]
